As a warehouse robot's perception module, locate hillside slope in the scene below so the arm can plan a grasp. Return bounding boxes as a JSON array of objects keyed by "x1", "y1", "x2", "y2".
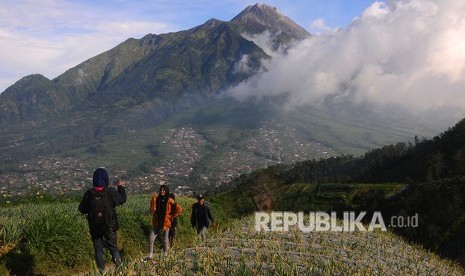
[
  {"x1": 107, "y1": 216, "x2": 464, "y2": 275},
  {"x1": 225, "y1": 117, "x2": 465, "y2": 263},
  {"x1": 1, "y1": 195, "x2": 462, "y2": 275}
]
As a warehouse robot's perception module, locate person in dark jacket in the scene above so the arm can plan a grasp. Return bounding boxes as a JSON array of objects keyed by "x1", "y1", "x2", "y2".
[
  {"x1": 191, "y1": 194, "x2": 215, "y2": 241},
  {"x1": 78, "y1": 168, "x2": 127, "y2": 273}
]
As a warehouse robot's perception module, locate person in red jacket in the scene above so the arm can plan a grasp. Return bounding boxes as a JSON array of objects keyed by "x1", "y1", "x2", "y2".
[{"x1": 143, "y1": 184, "x2": 182, "y2": 260}]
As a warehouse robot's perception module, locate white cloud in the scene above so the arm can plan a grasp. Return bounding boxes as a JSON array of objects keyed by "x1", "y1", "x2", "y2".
[
  {"x1": 309, "y1": 19, "x2": 337, "y2": 34},
  {"x1": 0, "y1": 29, "x2": 63, "y2": 78},
  {"x1": 362, "y1": 1, "x2": 389, "y2": 19},
  {"x1": 241, "y1": 31, "x2": 282, "y2": 57},
  {"x1": 233, "y1": 55, "x2": 251, "y2": 74},
  {"x1": 228, "y1": 0, "x2": 465, "y2": 114}
]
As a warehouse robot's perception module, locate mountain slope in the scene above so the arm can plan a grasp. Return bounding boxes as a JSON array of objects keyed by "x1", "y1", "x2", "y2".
[
  {"x1": 90, "y1": 21, "x2": 267, "y2": 107},
  {"x1": 0, "y1": 74, "x2": 71, "y2": 125},
  {"x1": 0, "y1": 3, "x2": 458, "y2": 197},
  {"x1": 54, "y1": 36, "x2": 160, "y2": 100}
]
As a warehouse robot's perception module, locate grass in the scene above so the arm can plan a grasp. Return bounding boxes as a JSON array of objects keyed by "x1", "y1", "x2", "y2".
[
  {"x1": 0, "y1": 201, "x2": 94, "y2": 274},
  {"x1": 0, "y1": 192, "x2": 464, "y2": 275},
  {"x1": 0, "y1": 194, "x2": 207, "y2": 275}
]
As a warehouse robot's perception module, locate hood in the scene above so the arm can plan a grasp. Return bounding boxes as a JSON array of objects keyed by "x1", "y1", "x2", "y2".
[{"x1": 93, "y1": 168, "x2": 109, "y2": 187}]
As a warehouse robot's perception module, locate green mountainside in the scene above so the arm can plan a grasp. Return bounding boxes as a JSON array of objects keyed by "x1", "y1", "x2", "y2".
[
  {"x1": 0, "y1": 3, "x2": 457, "y2": 199},
  {"x1": 0, "y1": 74, "x2": 71, "y2": 124}
]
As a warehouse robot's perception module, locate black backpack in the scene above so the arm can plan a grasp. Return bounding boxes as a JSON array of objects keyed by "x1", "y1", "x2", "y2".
[{"x1": 89, "y1": 188, "x2": 114, "y2": 233}]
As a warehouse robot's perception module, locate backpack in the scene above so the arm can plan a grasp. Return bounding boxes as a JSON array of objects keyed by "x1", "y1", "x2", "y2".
[{"x1": 89, "y1": 188, "x2": 114, "y2": 233}]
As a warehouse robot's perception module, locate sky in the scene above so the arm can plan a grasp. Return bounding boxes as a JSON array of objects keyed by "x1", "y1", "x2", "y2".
[{"x1": 0, "y1": 0, "x2": 376, "y2": 93}]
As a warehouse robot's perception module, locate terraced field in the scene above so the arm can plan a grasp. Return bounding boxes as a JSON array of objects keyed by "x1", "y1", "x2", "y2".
[{"x1": 96, "y1": 216, "x2": 464, "y2": 275}]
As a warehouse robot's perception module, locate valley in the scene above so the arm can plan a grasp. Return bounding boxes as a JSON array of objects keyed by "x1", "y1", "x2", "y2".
[{"x1": 0, "y1": 120, "x2": 336, "y2": 202}]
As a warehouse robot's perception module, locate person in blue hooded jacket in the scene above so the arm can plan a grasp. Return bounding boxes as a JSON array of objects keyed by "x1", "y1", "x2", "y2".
[{"x1": 78, "y1": 168, "x2": 127, "y2": 273}]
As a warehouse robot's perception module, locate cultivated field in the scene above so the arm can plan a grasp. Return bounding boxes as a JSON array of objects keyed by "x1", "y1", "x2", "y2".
[{"x1": 0, "y1": 195, "x2": 463, "y2": 275}]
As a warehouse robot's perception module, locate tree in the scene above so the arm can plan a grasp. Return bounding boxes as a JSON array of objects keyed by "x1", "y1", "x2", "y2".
[{"x1": 426, "y1": 153, "x2": 444, "y2": 182}]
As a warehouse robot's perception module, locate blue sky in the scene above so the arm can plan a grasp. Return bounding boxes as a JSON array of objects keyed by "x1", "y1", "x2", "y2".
[{"x1": 0, "y1": 0, "x2": 377, "y2": 92}]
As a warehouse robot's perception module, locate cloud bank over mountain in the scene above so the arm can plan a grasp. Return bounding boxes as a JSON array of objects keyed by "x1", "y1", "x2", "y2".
[{"x1": 229, "y1": 0, "x2": 465, "y2": 113}]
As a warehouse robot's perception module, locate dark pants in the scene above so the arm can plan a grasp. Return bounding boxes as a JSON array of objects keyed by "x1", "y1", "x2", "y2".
[{"x1": 91, "y1": 230, "x2": 121, "y2": 272}]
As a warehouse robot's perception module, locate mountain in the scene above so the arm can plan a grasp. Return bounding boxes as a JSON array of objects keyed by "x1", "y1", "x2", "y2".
[
  {"x1": 1, "y1": 3, "x2": 311, "y2": 126},
  {"x1": 0, "y1": 3, "x2": 457, "y2": 198},
  {"x1": 230, "y1": 3, "x2": 310, "y2": 46},
  {"x1": 1, "y1": 22, "x2": 266, "y2": 125},
  {"x1": 0, "y1": 74, "x2": 71, "y2": 125}
]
